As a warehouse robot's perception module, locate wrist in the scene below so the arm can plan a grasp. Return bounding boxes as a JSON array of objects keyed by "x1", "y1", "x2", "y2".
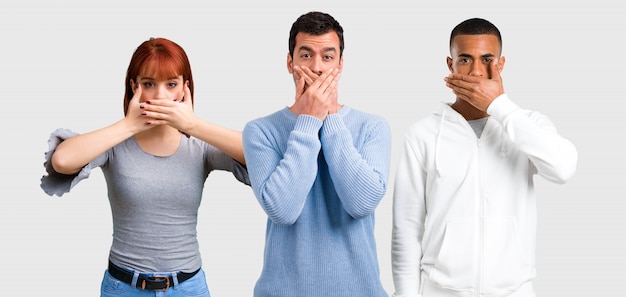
[{"x1": 117, "y1": 118, "x2": 143, "y2": 137}]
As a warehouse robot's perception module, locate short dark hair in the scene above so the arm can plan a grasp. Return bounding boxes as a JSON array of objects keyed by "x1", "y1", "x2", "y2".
[
  {"x1": 450, "y1": 18, "x2": 502, "y2": 53},
  {"x1": 288, "y1": 11, "x2": 344, "y2": 58}
]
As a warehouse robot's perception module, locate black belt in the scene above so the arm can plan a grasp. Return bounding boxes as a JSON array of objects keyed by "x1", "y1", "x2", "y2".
[{"x1": 108, "y1": 261, "x2": 200, "y2": 291}]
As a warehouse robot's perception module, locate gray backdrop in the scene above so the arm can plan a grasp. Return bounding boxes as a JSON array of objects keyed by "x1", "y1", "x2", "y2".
[{"x1": 1, "y1": 1, "x2": 623, "y2": 296}]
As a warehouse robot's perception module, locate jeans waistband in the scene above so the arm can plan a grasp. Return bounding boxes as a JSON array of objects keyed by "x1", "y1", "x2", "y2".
[{"x1": 107, "y1": 261, "x2": 200, "y2": 291}]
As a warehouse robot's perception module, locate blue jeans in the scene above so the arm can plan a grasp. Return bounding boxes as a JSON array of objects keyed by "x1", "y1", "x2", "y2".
[{"x1": 100, "y1": 267, "x2": 210, "y2": 297}]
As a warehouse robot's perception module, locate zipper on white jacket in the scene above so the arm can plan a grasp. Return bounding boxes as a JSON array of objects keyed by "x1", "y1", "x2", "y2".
[{"x1": 475, "y1": 137, "x2": 485, "y2": 297}]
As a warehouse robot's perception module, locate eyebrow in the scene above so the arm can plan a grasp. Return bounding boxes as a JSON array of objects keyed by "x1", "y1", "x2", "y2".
[
  {"x1": 458, "y1": 53, "x2": 495, "y2": 59},
  {"x1": 298, "y1": 45, "x2": 337, "y2": 53},
  {"x1": 139, "y1": 76, "x2": 182, "y2": 81}
]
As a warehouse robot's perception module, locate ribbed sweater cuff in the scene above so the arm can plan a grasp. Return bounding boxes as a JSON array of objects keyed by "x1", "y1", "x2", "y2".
[
  {"x1": 321, "y1": 113, "x2": 345, "y2": 136},
  {"x1": 294, "y1": 114, "x2": 323, "y2": 135}
]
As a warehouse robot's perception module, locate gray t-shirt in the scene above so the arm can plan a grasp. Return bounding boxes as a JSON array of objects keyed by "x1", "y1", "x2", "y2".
[
  {"x1": 468, "y1": 116, "x2": 489, "y2": 139},
  {"x1": 41, "y1": 128, "x2": 249, "y2": 273}
]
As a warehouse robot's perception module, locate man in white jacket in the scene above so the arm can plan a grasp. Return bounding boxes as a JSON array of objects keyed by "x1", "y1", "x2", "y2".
[{"x1": 391, "y1": 18, "x2": 577, "y2": 297}]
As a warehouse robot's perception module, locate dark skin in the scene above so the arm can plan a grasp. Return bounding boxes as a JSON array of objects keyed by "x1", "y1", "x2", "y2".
[{"x1": 444, "y1": 34, "x2": 506, "y2": 120}]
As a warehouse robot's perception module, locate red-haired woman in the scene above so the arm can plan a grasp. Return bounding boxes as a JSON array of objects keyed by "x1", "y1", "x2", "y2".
[{"x1": 40, "y1": 37, "x2": 249, "y2": 297}]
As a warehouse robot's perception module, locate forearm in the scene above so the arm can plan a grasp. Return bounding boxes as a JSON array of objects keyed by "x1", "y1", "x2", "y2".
[
  {"x1": 243, "y1": 116, "x2": 322, "y2": 225},
  {"x1": 321, "y1": 115, "x2": 391, "y2": 217},
  {"x1": 391, "y1": 140, "x2": 426, "y2": 297},
  {"x1": 392, "y1": 201, "x2": 424, "y2": 297},
  {"x1": 51, "y1": 119, "x2": 135, "y2": 174},
  {"x1": 187, "y1": 119, "x2": 245, "y2": 165},
  {"x1": 488, "y1": 95, "x2": 578, "y2": 183}
]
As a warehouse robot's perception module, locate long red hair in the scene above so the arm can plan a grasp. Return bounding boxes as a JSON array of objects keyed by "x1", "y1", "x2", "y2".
[{"x1": 123, "y1": 38, "x2": 194, "y2": 115}]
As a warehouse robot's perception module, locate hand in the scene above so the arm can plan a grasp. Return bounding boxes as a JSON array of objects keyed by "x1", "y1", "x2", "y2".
[
  {"x1": 444, "y1": 60, "x2": 504, "y2": 112},
  {"x1": 296, "y1": 66, "x2": 341, "y2": 114},
  {"x1": 291, "y1": 67, "x2": 340, "y2": 120},
  {"x1": 125, "y1": 83, "x2": 155, "y2": 134},
  {"x1": 140, "y1": 81, "x2": 195, "y2": 137},
  {"x1": 293, "y1": 65, "x2": 319, "y2": 90}
]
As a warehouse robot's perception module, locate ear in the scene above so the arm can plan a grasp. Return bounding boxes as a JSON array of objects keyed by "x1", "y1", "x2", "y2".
[
  {"x1": 497, "y1": 56, "x2": 506, "y2": 72},
  {"x1": 130, "y1": 79, "x2": 136, "y2": 94},
  {"x1": 287, "y1": 53, "x2": 294, "y2": 74},
  {"x1": 446, "y1": 57, "x2": 454, "y2": 73},
  {"x1": 338, "y1": 55, "x2": 344, "y2": 72}
]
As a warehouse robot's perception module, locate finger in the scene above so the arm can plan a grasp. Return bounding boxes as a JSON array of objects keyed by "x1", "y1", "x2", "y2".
[
  {"x1": 295, "y1": 74, "x2": 306, "y2": 99},
  {"x1": 133, "y1": 85, "x2": 156, "y2": 127},
  {"x1": 130, "y1": 84, "x2": 145, "y2": 116},
  {"x1": 324, "y1": 69, "x2": 340, "y2": 95},
  {"x1": 141, "y1": 99, "x2": 172, "y2": 117},
  {"x1": 308, "y1": 68, "x2": 334, "y2": 92},
  {"x1": 444, "y1": 76, "x2": 470, "y2": 100},
  {"x1": 444, "y1": 74, "x2": 471, "y2": 92},
  {"x1": 183, "y1": 80, "x2": 193, "y2": 109},
  {"x1": 132, "y1": 83, "x2": 143, "y2": 105},
  {"x1": 449, "y1": 73, "x2": 479, "y2": 84},
  {"x1": 327, "y1": 76, "x2": 340, "y2": 113},
  {"x1": 144, "y1": 119, "x2": 169, "y2": 126},
  {"x1": 180, "y1": 81, "x2": 193, "y2": 137},
  {"x1": 142, "y1": 102, "x2": 170, "y2": 117},
  {"x1": 299, "y1": 66, "x2": 318, "y2": 85},
  {"x1": 489, "y1": 59, "x2": 502, "y2": 81},
  {"x1": 444, "y1": 75, "x2": 459, "y2": 90},
  {"x1": 297, "y1": 66, "x2": 315, "y2": 86},
  {"x1": 293, "y1": 65, "x2": 302, "y2": 81},
  {"x1": 322, "y1": 69, "x2": 341, "y2": 94}
]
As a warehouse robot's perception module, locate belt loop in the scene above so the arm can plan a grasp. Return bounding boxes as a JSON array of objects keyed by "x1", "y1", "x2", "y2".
[
  {"x1": 172, "y1": 271, "x2": 180, "y2": 288},
  {"x1": 130, "y1": 271, "x2": 140, "y2": 288}
]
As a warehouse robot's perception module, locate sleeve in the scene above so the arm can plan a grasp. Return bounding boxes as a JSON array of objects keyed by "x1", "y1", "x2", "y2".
[
  {"x1": 242, "y1": 116, "x2": 322, "y2": 225},
  {"x1": 320, "y1": 113, "x2": 391, "y2": 218},
  {"x1": 487, "y1": 94, "x2": 578, "y2": 184},
  {"x1": 205, "y1": 143, "x2": 251, "y2": 186},
  {"x1": 391, "y1": 132, "x2": 426, "y2": 297},
  {"x1": 40, "y1": 128, "x2": 107, "y2": 197}
]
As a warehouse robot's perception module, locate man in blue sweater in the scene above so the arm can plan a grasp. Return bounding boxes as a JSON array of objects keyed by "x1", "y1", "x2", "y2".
[{"x1": 242, "y1": 11, "x2": 391, "y2": 297}]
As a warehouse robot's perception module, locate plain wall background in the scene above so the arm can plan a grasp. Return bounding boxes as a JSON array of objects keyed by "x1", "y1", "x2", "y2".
[{"x1": 1, "y1": 1, "x2": 624, "y2": 296}]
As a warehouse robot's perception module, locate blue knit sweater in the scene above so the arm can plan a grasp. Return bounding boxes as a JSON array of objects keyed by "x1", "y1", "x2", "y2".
[{"x1": 243, "y1": 106, "x2": 391, "y2": 297}]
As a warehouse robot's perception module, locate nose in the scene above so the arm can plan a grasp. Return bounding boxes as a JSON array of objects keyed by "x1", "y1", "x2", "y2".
[
  {"x1": 468, "y1": 62, "x2": 485, "y2": 77},
  {"x1": 310, "y1": 57, "x2": 324, "y2": 75},
  {"x1": 155, "y1": 84, "x2": 168, "y2": 99}
]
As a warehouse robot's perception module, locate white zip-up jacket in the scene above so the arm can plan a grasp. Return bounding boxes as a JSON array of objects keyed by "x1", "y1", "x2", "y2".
[{"x1": 391, "y1": 95, "x2": 577, "y2": 297}]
